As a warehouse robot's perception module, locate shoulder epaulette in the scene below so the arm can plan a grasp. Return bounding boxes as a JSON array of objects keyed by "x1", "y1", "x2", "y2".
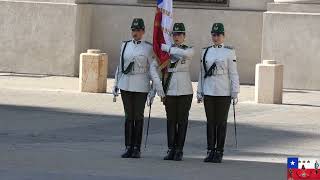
[
  {"x1": 144, "y1": 41, "x2": 152, "y2": 46},
  {"x1": 224, "y1": 45, "x2": 234, "y2": 50},
  {"x1": 180, "y1": 44, "x2": 189, "y2": 49},
  {"x1": 122, "y1": 40, "x2": 132, "y2": 43},
  {"x1": 202, "y1": 46, "x2": 211, "y2": 49}
]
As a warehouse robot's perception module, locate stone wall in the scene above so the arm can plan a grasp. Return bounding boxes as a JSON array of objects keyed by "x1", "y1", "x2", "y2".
[
  {"x1": 90, "y1": 4, "x2": 264, "y2": 83},
  {"x1": 262, "y1": 2, "x2": 320, "y2": 90},
  {"x1": 0, "y1": 1, "x2": 92, "y2": 76},
  {"x1": 0, "y1": 0, "x2": 267, "y2": 84}
]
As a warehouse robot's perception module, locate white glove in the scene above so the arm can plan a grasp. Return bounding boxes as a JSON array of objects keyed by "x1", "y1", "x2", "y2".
[
  {"x1": 231, "y1": 92, "x2": 238, "y2": 105},
  {"x1": 161, "y1": 44, "x2": 171, "y2": 52},
  {"x1": 154, "y1": 83, "x2": 165, "y2": 98},
  {"x1": 171, "y1": 54, "x2": 183, "y2": 63},
  {"x1": 112, "y1": 86, "x2": 119, "y2": 97},
  {"x1": 197, "y1": 92, "x2": 203, "y2": 103},
  {"x1": 156, "y1": 88, "x2": 165, "y2": 98},
  {"x1": 231, "y1": 92, "x2": 238, "y2": 99},
  {"x1": 147, "y1": 89, "x2": 156, "y2": 107}
]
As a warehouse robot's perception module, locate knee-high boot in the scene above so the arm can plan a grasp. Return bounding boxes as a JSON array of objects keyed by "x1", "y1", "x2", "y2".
[
  {"x1": 214, "y1": 122, "x2": 227, "y2": 163},
  {"x1": 164, "y1": 120, "x2": 177, "y2": 160},
  {"x1": 131, "y1": 120, "x2": 144, "y2": 158},
  {"x1": 122, "y1": 119, "x2": 134, "y2": 158}
]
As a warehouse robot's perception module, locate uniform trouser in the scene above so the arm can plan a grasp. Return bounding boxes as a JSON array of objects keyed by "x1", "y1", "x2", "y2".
[
  {"x1": 164, "y1": 95, "x2": 193, "y2": 151},
  {"x1": 204, "y1": 96, "x2": 231, "y2": 152},
  {"x1": 121, "y1": 90, "x2": 148, "y2": 148}
]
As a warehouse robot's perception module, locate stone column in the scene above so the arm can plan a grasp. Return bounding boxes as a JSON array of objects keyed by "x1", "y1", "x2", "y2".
[{"x1": 79, "y1": 49, "x2": 108, "y2": 93}]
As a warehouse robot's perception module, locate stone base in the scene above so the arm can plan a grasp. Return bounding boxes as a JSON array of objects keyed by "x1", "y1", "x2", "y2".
[
  {"x1": 262, "y1": 3, "x2": 320, "y2": 90},
  {"x1": 79, "y1": 50, "x2": 108, "y2": 93},
  {"x1": 255, "y1": 60, "x2": 284, "y2": 104}
]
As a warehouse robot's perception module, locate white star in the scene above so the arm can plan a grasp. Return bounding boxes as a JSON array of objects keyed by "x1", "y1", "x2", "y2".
[{"x1": 291, "y1": 161, "x2": 296, "y2": 166}]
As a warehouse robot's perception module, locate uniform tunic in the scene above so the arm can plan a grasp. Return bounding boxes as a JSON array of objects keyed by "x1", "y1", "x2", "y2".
[
  {"x1": 115, "y1": 40, "x2": 162, "y2": 93},
  {"x1": 165, "y1": 45, "x2": 194, "y2": 96},
  {"x1": 197, "y1": 44, "x2": 239, "y2": 97}
]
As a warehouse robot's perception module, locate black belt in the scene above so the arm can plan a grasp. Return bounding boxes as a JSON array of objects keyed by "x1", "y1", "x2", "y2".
[
  {"x1": 163, "y1": 61, "x2": 178, "y2": 94},
  {"x1": 121, "y1": 41, "x2": 134, "y2": 74},
  {"x1": 202, "y1": 47, "x2": 216, "y2": 78},
  {"x1": 204, "y1": 63, "x2": 216, "y2": 78}
]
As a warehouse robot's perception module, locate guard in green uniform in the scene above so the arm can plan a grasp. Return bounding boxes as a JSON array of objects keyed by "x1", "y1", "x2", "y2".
[
  {"x1": 113, "y1": 18, "x2": 164, "y2": 159},
  {"x1": 197, "y1": 23, "x2": 240, "y2": 163},
  {"x1": 161, "y1": 23, "x2": 194, "y2": 161}
]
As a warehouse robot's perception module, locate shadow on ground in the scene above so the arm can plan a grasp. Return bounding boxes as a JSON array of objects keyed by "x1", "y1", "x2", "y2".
[
  {"x1": 1, "y1": 104, "x2": 317, "y2": 179},
  {"x1": 0, "y1": 158, "x2": 285, "y2": 180},
  {"x1": 1, "y1": 104, "x2": 318, "y2": 154}
]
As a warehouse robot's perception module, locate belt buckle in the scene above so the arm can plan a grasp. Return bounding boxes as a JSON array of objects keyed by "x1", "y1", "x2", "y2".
[{"x1": 168, "y1": 68, "x2": 175, "y2": 73}]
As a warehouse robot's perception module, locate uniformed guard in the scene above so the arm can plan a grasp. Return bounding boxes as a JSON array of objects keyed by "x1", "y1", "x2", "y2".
[
  {"x1": 315, "y1": 160, "x2": 319, "y2": 174},
  {"x1": 112, "y1": 18, "x2": 165, "y2": 159},
  {"x1": 197, "y1": 23, "x2": 240, "y2": 163},
  {"x1": 161, "y1": 23, "x2": 194, "y2": 161}
]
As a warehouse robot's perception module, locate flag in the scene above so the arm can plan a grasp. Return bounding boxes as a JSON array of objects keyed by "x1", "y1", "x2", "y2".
[
  {"x1": 287, "y1": 157, "x2": 320, "y2": 180},
  {"x1": 153, "y1": 0, "x2": 173, "y2": 71}
]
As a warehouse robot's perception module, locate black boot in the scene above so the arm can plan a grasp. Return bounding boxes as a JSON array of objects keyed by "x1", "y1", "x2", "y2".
[
  {"x1": 122, "y1": 119, "x2": 134, "y2": 158},
  {"x1": 206, "y1": 122, "x2": 217, "y2": 153},
  {"x1": 121, "y1": 146, "x2": 133, "y2": 158},
  {"x1": 204, "y1": 149, "x2": 215, "y2": 163},
  {"x1": 212, "y1": 151, "x2": 223, "y2": 163},
  {"x1": 214, "y1": 122, "x2": 227, "y2": 163},
  {"x1": 173, "y1": 149, "x2": 183, "y2": 161},
  {"x1": 164, "y1": 148, "x2": 175, "y2": 160},
  {"x1": 216, "y1": 122, "x2": 227, "y2": 152},
  {"x1": 212, "y1": 150, "x2": 223, "y2": 163},
  {"x1": 172, "y1": 120, "x2": 188, "y2": 161},
  {"x1": 124, "y1": 119, "x2": 134, "y2": 150},
  {"x1": 131, "y1": 146, "x2": 141, "y2": 158},
  {"x1": 176, "y1": 120, "x2": 188, "y2": 152},
  {"x1": 166, "y1": 119, "x2": 177, "y2": 154},
  {"x1": 133, "y1": 120, "x2": 144, "y2": 149}
]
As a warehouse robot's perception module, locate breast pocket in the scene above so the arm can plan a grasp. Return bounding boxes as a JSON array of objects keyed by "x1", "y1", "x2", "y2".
[{"x1": 214, "y1": 60, "x2": 228, "y2": 75}]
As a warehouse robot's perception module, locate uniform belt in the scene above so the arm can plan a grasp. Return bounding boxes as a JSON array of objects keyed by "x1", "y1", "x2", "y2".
[
  {"x1": 131, "y1": 67, "x2": 148, "y2": 74},
  {"x1": 167, "y1": 68, "x2": 189, "y2": 73},
  {"x1": 205, "y1": 69, "x2": 227, "y2": 77}
]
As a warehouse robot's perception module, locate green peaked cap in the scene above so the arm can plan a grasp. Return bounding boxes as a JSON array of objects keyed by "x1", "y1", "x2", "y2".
[
  {"x1": 131, "y1": 18, "x2": 145, "y2": 30},
  {"x1": 172, "y1": 23, "x2": 186, "y2": 33},
  {"x1": 211, "y1": 23, "x2": 224, "y2": 34}
]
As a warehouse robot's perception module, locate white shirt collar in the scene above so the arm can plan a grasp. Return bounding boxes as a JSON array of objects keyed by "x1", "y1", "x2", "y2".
[
  {"x1": 213, "y1": 43, "x2": 224, "y2": 48},
  {"x1": 132, "y1": 39, "x2": 142, "y2": 45}
]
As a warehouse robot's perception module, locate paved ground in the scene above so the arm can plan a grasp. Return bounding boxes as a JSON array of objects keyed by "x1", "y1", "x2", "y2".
[{"x1": 0, "y1": 73, "x2": 319, "y2": 180}]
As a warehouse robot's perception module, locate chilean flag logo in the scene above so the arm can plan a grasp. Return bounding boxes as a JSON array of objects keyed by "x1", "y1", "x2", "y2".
[{"x1": 287, "y1": 157, "x2": 320, "y2": 180}]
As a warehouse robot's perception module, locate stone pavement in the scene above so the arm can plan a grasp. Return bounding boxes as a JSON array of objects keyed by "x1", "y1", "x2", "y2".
[{"x1": 0, "y1": 73, "x2": 319, "y2": 180}]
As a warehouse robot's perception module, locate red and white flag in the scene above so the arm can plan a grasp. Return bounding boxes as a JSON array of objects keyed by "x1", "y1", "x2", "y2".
[{"x1": 153, "y1": 0, "x2": 173, "y2": 71}]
